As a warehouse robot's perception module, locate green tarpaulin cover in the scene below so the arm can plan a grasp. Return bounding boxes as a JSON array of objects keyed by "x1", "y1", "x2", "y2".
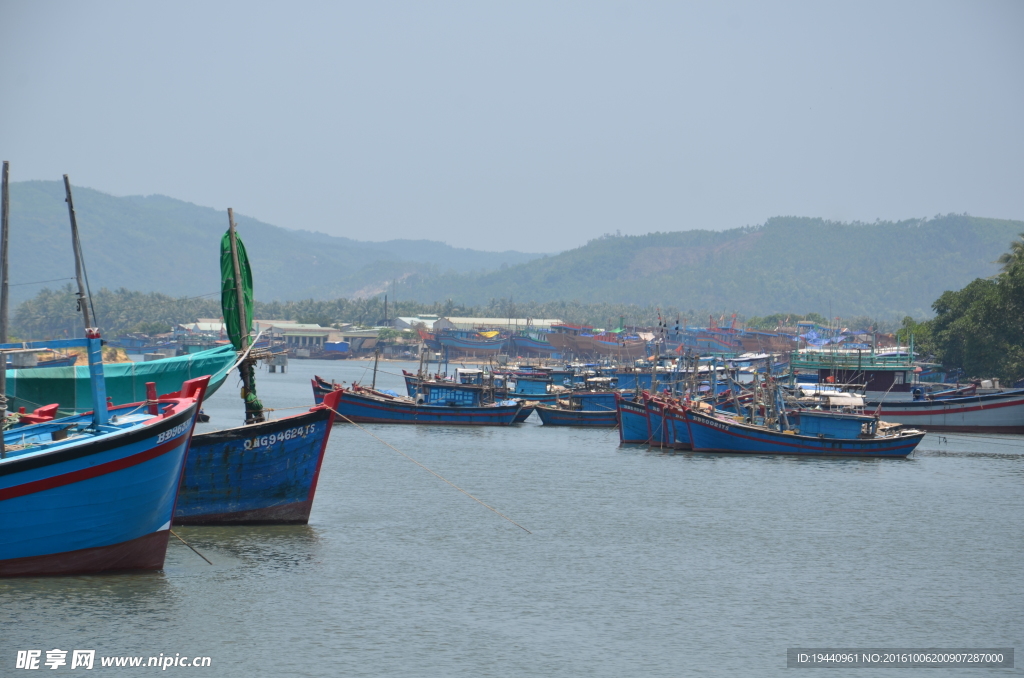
[{"x1": 5, "y1": 344, "x2": 236, "y2": 415}]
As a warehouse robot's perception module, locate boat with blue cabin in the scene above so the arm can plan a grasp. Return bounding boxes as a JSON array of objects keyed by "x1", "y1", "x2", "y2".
[
  {"x1": 684, "y1": 405, "x2": 924, "y2": 457},
  {"x1": 313, "y1": 377, "x2": 522, "y2": 426}
]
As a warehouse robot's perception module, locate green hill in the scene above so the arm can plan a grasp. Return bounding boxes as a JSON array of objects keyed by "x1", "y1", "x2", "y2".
[
  {"x1": 3, "y1": 181, "x2": 544, "y2": 304},
  {"x1": 396, "y1": 215, "x2": 1024, "y2": 318},
  {"x1": 7, "y1": 180, "x2": 1021, "y2": 319}
]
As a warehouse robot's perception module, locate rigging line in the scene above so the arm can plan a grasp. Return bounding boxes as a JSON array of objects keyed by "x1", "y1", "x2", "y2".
[
  {"x1": 925, "y1": 435, "x2": 1024, "y2": 449},
  {"x1": 927, "y1": 431, "x2": 1024, "y2": 443},
  {"x1": 177, "y1": 291, "x2": 221, "y2": 301},
  {"x1": 8, "y1": 276, "x2": 76, "y2": 287},
  {"x1": 71, "y1": 225, "x2": 98, "y2": 329},
  {"x1": 327, "y1": 406, "x2": 532, "y2": 534}
]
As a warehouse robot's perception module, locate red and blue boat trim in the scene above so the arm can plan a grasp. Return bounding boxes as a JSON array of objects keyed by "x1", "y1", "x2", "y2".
[{"x1": 0, "y1": 378, "x2": 208, "y2": 576}]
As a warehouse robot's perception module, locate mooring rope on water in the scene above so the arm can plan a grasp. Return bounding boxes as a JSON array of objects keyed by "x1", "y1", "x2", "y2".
[
  {"x1": 170, "y1": 529, "x2": 213, "y2": 564},
  {"x1": 326, "y1": 406, "x2": 532, "y2": 534}
]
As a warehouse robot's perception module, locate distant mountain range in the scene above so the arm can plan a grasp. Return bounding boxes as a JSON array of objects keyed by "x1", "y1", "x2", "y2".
[
  {"x1": 5, "y1": 181, "x2": 545, "y2": 304},
  {"x1": 395, "y1": 215, "x2": 1024, "y2": 319},
  {"x1": 7, "y1": 181, "x2": 1022, "y2": 319}
]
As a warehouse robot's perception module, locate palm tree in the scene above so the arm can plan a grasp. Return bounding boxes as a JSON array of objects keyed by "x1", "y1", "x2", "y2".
[{"x1": 996, "y1": 232, "x2": 1024, "y2": 273}]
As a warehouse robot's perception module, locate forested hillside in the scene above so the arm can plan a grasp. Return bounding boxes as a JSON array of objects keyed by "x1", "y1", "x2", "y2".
[
  {"x1": 4, "y1": 181, "x2": 543, "y2": 304},
  {"x1": 7, "y1": 181, "x2": 1021, "y2": 319},
  {"x1": 397, "y1": 215, "x2": 1023, "y2": 318}
]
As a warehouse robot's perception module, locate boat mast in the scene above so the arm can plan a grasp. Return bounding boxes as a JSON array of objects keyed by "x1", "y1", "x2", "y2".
[
  {"x1": 0, "y1": 161, "x2": 8, "y2": 457},
  {"x1": 64, "y1": 175, "x2": 108, "y2": 427},
  {"x1": 0, "y1": 161, "x2": 8, "y2": 344},
  {"x1": 227, "y1": 208, "x2": 263, "y2": 424},
  {"x1": 371, "y1": 345, "x2": 380, "y2": 390}
]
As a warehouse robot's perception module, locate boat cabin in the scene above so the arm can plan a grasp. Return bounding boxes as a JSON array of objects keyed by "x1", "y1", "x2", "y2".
[{"x1": 793, "y1": 410, "x2": 876, "y2": 438}]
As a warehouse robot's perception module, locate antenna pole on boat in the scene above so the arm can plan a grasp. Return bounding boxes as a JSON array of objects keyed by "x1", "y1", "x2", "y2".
[
  {"x1": 64, "y1": 175, "x2": 108, "y2": 427},
  {"x1": 371, "y1": 345, "x2": 380, "y2": 390},
  {"x1": 0, "y1": 160, "x2": 9, "y2": 344},
  {"x1": 0, "y1": 161, "x2": 7, "y2": 456}
]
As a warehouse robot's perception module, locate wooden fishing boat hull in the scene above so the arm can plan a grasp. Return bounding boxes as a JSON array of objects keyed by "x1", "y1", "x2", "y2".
[
  {"x1": 0, "y1": 381, "x2": 207, "y2": 576},
  {"x1": 592, "y1": 338, "x2": 648, "y2": 360},
  {"x1": 685, "y1": 409, "x2": 923, "y2": 457},
  {"x1": 535, "y1": 405, "x2": 618, "y2": 427},
  {"x1": 174, "y1": 390, "x2": 341, "y2": 525},
  {"x1": 616, "y1": 395, "x2": 650, "y2": 444},
  {"x1": 663, "y1": 405, "x2": 692, "y2": 450},
  {"x1": 865, "y1": 390, "x2": 1024, "y2": 433},
  {"x1": 329, "y1": 388, "x2": 522, "y2": 426},
  {"x1": 438, "y1": 335, "x2": 507, "y2": 355},
  {"x1": 511, "y1": 335, "x2": 559, "y2": 356},
  {"x1": 644, "y1": 398, "x2": 667, "y2": 447}
]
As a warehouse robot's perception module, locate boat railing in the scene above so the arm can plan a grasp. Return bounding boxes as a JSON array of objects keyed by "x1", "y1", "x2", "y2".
[{"x1": 790, "y1": 350, "x2": 913, "y2": 371}]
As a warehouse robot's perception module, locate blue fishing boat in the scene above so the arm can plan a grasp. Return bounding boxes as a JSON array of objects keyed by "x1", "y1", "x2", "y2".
[
  {"x1": 535, "y1": 402, "x2": 618, "y2": 427},
  {"x1": 511, "y1": 332, "x2": 559, "y2": 358},
  {"x1": 0, "y1": 177, "x2": 211, "y2": 576},
  {"x1": 174, "y1": 389, "x2": 342, "y2": 525},
  {"x1": 684, "y1": 407, "x2": 924, "y2": 457},
  {"x1": 615, "y1": 394, "x2": 650, "y2": 443},
  {"x1": 315, "y1": 380, "x2": 522, "y2": 426},
  {"x1": 4, "y1": 351, "x2": 77, "y2": 370},
  {"x1": 0, "y1": 371, "x2": 209, "y2": 576},
  {"x1": 437, "y1": 329, "x2": 508, "y2": 356},
  {"x1": 174, "y1": 212, "x2": 344, "y2": 525}
]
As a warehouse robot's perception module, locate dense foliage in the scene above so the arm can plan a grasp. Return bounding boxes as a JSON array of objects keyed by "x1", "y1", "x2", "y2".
[
  {"x1": 899, "y1": 233, "x2": 1024, "y2": 382},
  {"x1": 14, "y1": 283, "x2": 905, "y2": 341},
  {"x1": 925, "y1": 259, "x2": 1023, "y2": 382}
]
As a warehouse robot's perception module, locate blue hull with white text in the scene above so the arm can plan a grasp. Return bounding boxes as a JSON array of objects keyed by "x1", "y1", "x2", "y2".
[
  {"x1": 174, "y1": 390, "x2": 341, "y2": 525},
  {"x1": 0, "y1": 379, "x2": 207, "y2": 576}
]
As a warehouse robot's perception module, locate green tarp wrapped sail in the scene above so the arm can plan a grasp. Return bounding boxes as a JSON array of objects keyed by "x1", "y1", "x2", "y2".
[
  {"x1": 5, "y1": 345, "x2": 237, "y2": 415},
  {"x1": 221, "y1": 230, "x2": 254, "y2": 351}
]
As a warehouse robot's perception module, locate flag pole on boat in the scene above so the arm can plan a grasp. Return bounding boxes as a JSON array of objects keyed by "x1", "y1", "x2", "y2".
[
  {"x1": 0, "y1": 161, "x2": 8, "y2": 457},
  {"x1": 224, "y1": 208, "x2": 264, "y2": 424}
]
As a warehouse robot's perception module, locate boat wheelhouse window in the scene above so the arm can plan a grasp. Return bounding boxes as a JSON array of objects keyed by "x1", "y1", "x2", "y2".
[{"x1": 894, "y1": 372, "x2": 905, "y2": 385}]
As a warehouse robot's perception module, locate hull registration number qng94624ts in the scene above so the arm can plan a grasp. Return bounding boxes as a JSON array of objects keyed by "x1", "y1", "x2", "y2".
[{"x1": 242, "y1": 424, "x2": 318, "y2": 451}]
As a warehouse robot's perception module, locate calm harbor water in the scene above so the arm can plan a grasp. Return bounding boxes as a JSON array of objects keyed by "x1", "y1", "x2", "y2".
[{"x1": 3, "y1": 359, "x2": 1022, "y2": 676}]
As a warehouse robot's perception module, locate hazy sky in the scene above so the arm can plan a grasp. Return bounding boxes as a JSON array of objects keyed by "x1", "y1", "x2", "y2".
[{"x1": 2, "y1": 1, "x2": 1021, "y2": 252}]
